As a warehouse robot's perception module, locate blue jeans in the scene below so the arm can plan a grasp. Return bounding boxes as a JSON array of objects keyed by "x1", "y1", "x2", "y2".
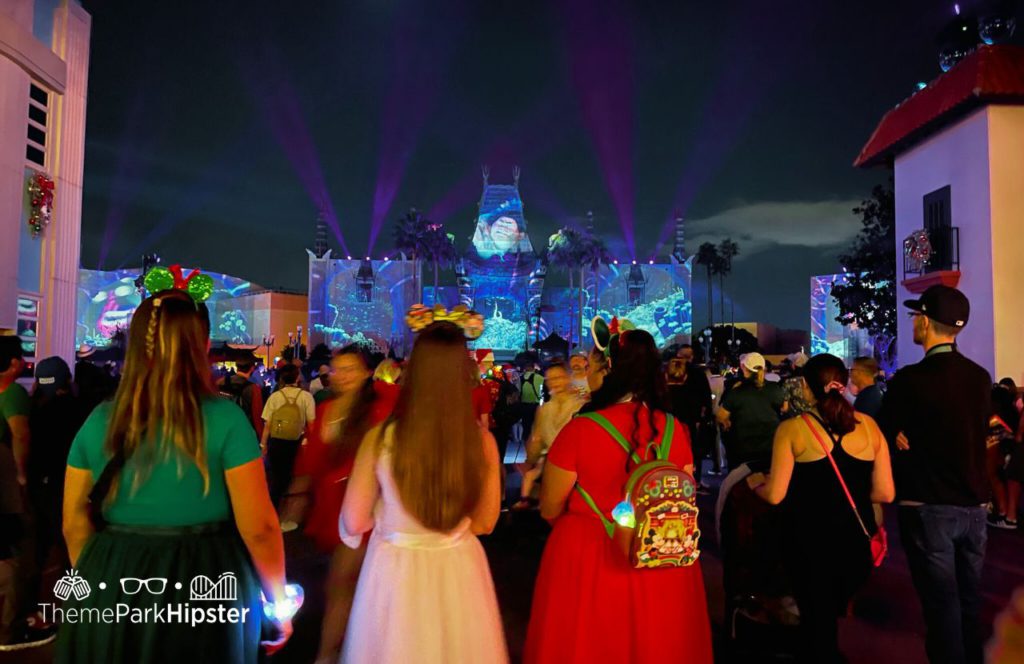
[{"x1": 898, "y1": 504, "x2": 987, "y2": 664}]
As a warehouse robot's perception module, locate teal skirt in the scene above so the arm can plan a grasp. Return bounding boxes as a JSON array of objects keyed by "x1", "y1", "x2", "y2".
[{"x1": 56, "y1": 522, "x2": 264, "y2": 664}]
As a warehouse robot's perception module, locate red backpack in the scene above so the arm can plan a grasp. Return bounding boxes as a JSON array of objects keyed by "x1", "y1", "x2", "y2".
[{"x1": 574, "y1": 412, "x2": 701, "y2": 569}]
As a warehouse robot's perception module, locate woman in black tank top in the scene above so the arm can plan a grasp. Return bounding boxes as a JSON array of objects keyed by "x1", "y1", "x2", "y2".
[{"x1": 750, "y1": 354, "x2": 895, "y2": 664}]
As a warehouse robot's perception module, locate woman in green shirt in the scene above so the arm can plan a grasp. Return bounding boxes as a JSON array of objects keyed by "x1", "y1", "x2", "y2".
[{"x1": 59, "y1": 290, "x2": 289, "y2": 662}]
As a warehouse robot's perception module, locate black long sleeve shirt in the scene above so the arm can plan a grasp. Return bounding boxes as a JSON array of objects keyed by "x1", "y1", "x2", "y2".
[{"x1": 877, "y1": 345, "x2": 991, "y2": 506}]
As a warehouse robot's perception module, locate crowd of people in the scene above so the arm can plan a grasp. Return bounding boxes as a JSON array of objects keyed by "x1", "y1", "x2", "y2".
[{"x1": 0, "y1": 284, "x2": 1020, "y2": 663}]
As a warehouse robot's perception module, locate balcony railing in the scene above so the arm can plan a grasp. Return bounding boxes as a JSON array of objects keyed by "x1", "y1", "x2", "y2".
[{"x1": 904, "y1": 226, "x2": 960, "y2": 276}]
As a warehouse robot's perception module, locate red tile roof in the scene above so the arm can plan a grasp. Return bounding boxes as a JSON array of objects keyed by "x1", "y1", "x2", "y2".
[{"x1": 855, "y1": 44, "x2": 1024, "y2": 168}]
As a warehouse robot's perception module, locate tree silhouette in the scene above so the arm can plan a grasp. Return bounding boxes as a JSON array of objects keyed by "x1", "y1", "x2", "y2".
[
  {"x1": 423, "y1": 222, "x2": 458, "y2": 305},
  {"x1": 716, "y1": 238, "x2": 740, "y2": 323},
  {"x1": 577, "y1": 229, "x2": 611, "y2": 344},
  {"x1": 831, "y1": 181, "x2": 897, "y2": 366},
  {"x1": 546, "y1": 226, "x2": 587, "y2": 349},
  {"x1": 695, "y1": 242, "x2": 720, "y2": 330},
  {"x1": 393, "y1": 208, "x2": 432, "y2": 301}
]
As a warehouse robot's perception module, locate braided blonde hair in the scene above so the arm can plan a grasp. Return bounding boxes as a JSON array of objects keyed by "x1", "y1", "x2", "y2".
[{"x1": 104, "y1": 290, "x2": 215, "y2": 495}]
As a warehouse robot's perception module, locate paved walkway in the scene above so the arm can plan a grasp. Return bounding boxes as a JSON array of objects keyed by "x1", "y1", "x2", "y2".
[
  {"x1": 271, "y1": 476, "x2": 1021, "y2": 664},
  {"x1": 5, "y1": 477, "x2": 1019, "y2": 663}
]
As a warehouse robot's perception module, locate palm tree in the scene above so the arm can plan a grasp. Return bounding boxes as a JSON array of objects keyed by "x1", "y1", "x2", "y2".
[
  {"x1": 546, "y1": 226, "x2": 586, "y2": 349},
  {"x1": 424, "y1": 223, "x2": 458, "y2": 305},
  {"x1": 577, "y1": 229, "x2": 612, "y2": 345},
  {"x1": 717, "y1": 238, "x2": 739, "y2": 323},
  {"x1": 393, "y1": 208, "x2": 430, "y2": 301},
  {"x1": 695, "y1": 242, "x2": 720, "y2": 330}
]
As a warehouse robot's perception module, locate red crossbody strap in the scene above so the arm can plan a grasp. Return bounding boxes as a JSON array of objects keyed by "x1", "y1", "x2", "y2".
[{"x1": 800, "y1": 414, "x2": 871, "y2": 540}]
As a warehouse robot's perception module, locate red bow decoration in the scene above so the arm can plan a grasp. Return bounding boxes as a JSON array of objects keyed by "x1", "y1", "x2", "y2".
[{"x1": 169, "y1": 264, "x2": 201, "y2": 289}]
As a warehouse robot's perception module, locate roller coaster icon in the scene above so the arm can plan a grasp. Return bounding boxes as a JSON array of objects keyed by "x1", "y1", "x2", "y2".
[{"x1": 189, "y1": 572, "x2": 238, "y2": 601}]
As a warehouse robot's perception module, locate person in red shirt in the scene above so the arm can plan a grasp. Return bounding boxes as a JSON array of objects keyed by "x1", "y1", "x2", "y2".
[
  {"x1": 525, "y1": 329, "x2": 713, "y2": 664},
  {"x1": 288, "y1": 346, "x2": 397, "y2": 663}
]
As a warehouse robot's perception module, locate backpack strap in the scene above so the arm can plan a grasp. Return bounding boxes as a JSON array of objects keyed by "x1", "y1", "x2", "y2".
[
  {"x1": 655, "y1": 415, "x2": 675, "y2": 461},
  {"x1": 574, "y1": 484, "x2": 616, "y2": 538},
  {"x1": 578, "y1": 412, "x2": 642, "y2": 465}
]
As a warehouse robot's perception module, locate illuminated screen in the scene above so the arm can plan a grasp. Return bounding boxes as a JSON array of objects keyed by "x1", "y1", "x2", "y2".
[
  {"x1": 308, "y1": 258, "x2": 417, "y2": 354},
  {"x1": 470, "y1": 184, "x2": 534, "y2": 263},
  {"x1": 76, "y1": 268, "x2": 256, "y2": 347},
  {"x1": 810, "y1": 274, "x2": 873, "y2": 363},
  {"x1": 560, "y1": 260, "x2": 692, "y2": 348}
]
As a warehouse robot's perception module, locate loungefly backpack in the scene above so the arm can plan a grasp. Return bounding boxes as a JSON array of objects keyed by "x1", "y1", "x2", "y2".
[{"x1": 574, "y1": 412, "x2": 701, "y2": 569}]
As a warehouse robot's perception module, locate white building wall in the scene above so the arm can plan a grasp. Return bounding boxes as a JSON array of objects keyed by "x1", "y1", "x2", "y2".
[
  {"x1": 0, "y1": 0, "x2": 87, "y2": 367},
  {"x1": 987, "y1": 105, "x2": 1024, "y2": 384},
  {"x1": 37, "y1": 2, "x2": 89, "y2": 365},
  {"x1": 893, "y1": 108, "x2": 994, "y2": 373},
  {"x1": 0, "y1": 0, "x2": 35, "y2": 330}
]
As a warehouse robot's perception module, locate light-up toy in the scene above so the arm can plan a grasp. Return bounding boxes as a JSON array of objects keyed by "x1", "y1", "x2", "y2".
[
  {"x1": 261, "y1": 583, "x2": 305, "y2": 623},
  {"x1": 611, "y1": 499, "x2": 636, "y2": 528}
]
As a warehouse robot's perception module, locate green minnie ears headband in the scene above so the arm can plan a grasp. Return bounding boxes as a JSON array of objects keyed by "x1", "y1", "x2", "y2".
[
  {"x1": 143, "y1": 264, "x2": 215, "y2": 303},
  {"x1": 590, "y1": 315, "x2": 636, "y2": 357}
]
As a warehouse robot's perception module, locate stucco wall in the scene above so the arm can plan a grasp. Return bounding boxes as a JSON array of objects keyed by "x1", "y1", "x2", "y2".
[
  {"x1": 894, "y1": 108, "x2": 994, "y2": 374},
  {"x1": 987, "y1": 105, "x2": 1024, "y2": 384}
]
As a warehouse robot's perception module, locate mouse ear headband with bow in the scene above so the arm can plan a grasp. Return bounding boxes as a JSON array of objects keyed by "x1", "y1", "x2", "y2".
[
  {"x1": 142, "y1": 264, "x2": 216, "y2": 303},
  {"x1": 590, "y1": 315, "x2": 635, "y2": 357},
  {"x1": 405, "y1": 303, "x2": 485, "y2": 340}
]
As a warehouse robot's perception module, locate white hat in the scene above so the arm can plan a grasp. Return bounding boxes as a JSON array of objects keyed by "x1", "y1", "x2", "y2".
[{"x1": 741, "y1": 352, "x2": 766, "y2": 372}]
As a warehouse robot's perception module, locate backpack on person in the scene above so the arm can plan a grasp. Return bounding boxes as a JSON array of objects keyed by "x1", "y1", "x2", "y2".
[
  {"x1": 521, "y1": 371, "x2": 542, "y2": 403},
  {"x1": 219, "y1": 377, "x2": 247, "y2": 409},
  {"x1": 574, "y1": 412, "x2": 701, "y2": 569},
  {"x1": 269, "y1": 389, "x2": 305, "y2": 440},
  {"x1": 491, "y1": 379, "x2": 521, "y2": 429}
]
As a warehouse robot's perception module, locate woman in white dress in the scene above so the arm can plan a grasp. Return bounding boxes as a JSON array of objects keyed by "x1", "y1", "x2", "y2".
[{"x1": 339, "y1": 321, "x2": 508, "y2": 664}]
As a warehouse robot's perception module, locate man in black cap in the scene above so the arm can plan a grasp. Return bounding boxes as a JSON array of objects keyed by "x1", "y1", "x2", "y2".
[{"x1": 878, "y1": 285, "x2": 991, "y2": 664}]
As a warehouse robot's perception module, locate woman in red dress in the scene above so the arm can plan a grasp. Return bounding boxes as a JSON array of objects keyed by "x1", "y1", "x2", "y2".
[
  {"x1": 524, "y1": 329, "x2": 713, "y2": 664},
  {"x1": 288, "y1": 346, "x2": 397, "y2": 663}
]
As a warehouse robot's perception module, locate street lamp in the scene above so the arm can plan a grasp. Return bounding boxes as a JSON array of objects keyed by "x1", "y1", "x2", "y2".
[
  {"x1": 261, "y1": 334, "x2": 276, "y2": 368},
  {"x1": 700, "y1": 328, "x2": 713, "y2": 365}
]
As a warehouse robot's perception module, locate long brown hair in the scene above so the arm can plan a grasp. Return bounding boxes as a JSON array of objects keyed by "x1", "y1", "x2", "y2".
[
  {"x1": 389, "y1": 322, "x2": 483, "y2": 531},
  {"x1": 105, "y1": 290, "x2": 216, "y2": 493}
]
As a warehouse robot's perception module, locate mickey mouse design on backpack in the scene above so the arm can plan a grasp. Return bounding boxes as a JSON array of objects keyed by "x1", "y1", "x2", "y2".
[{"x1": 575, "y1": 412, "x2": 701, "y2": 569}]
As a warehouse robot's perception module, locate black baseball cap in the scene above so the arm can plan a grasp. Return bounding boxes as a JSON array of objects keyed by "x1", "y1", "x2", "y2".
[
  {"x1": 35, "y1": 356, "x2": 72, "y2": 396},
  {"x1": 903, "y1": 285, "x2": 970, "y2": 328}
]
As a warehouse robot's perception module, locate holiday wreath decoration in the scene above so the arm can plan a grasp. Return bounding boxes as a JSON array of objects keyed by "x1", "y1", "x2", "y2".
[{"x1": 27, "y1": 171, "x2": 55, "y2": 238}]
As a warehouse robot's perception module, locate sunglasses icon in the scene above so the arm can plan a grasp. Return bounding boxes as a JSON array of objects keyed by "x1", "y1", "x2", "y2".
[{"x1": 119, "y1": 577, "x2": 168, "y2": 595}]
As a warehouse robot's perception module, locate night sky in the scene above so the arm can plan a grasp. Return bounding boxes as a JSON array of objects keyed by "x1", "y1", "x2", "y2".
[{"x1": 78, "y1": 0, "x2": 983, "y2": 331}]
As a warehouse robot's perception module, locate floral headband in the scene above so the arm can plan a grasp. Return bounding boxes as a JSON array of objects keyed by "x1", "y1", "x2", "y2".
[
  {"x1": 143, "y1": 264, "x2": 215, "y2": 303},
  {"x1": 405, "y1": 303, "x2": 485, "y2": 340}
]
